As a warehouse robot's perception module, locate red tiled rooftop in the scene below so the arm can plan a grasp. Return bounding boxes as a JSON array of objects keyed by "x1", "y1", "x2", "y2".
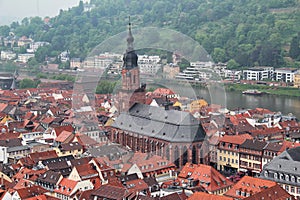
[
  {"x1": 219, "y1": 134, "x2": 253, "y2": 145},
  {"x1": 225, "y1": 176, "x2": 277, "y2": 199},
  {"x1": 188, "y1": 192, "x2": 233, "y2": 200}
]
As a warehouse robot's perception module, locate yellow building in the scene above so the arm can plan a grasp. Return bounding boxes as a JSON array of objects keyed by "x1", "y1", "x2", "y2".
[
  {"x1": 54, "y1": 142, "x2": 83, "y2": 158},
  {"x1": 217, "y1": 134, "x2": 252, "y2": 173},
  {"x1": 189, "y1": 99, "x2": 208, "y2": 112},
  {"x1": 294, "y1": 73, "x2": 300, "y2": 88}
]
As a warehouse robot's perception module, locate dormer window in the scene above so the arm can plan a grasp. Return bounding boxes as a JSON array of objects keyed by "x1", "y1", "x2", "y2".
[
  {"x1": 285, "y1": 174, "x2": 290, "y2": 181},
  {"x1": 291, "y1": 176, "x2": 295, "y2": 182},
  {"x1": 264, "y1": 171, "x2": 268, "y2": 177}
]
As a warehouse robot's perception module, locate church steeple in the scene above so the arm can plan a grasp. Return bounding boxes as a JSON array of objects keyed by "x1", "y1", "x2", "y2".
[
  {"x1": 117, "y1": 17, "x2": 146, "y2": 112},
  {"x1": 123, "y1": 16, "x2": 138, "y2": 70},
  {"x1": 126, "y1": 16, "x2": 134, "y2": 52}
]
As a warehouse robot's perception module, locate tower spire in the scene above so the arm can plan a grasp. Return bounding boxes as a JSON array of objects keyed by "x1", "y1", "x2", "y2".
[{"x1": 126, "y1": 16, "x2": 134, "y2": 52}]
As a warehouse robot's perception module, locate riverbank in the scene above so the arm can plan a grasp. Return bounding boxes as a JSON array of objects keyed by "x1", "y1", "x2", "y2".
[{"x1": 225, "y1": 83, "x2": 300, "y2": 97}]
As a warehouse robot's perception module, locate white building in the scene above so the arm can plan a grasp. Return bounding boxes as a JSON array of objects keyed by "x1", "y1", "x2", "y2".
[
  {"x1": 224, "y1": 69, "x2": 242, "y2": 80},
  {"x1": 243, "y1": 66, "x2": 274, "y2": 81},
  {"x1": 138, "y1": 55, "x2": 161, "y2": 75},
  {"x1": 0, "y1": 50, "x2": 16, "y2": 60},
  {"x1": 16, "y1": 53, "x2": 35, "y2": 63},
  {"x1": 274, "y1": 68, "x2": 298, "y2": 83},
  {"x1": 27, "y1": 41, "x2": 50, "y2": 53},
  {"x1": 83, "y1": 52, "x2": 123, "y2": 69}
]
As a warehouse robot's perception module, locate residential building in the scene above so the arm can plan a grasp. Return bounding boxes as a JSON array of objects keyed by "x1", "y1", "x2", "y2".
[
  {"x1": 178, "y1": 163, "x2": 233, "y2": 195},
  {"x1": 243, "y1": 66, "x2": 274, "y2": 81},
  {"x1": 224, "y1": 176, "x2": 277, "y2": 199},
  {"x1": 124, "y1": 152, "x2": 175, "y2": 178},
  {"x1": 17, "y1": 36, "x2": 33, "y2": 47},
  {"x1": 0, "y1": 138, "x2": 30, "y2": 164},
  {"x1": 189, "y1": 98, "x2": 208, "y2": 113},
  {"x1": 53, "y1": 178, "x2": 94, "y2": 200},
  {"x1": 262, "y1": 142, "x2": 282, "y2": 169},
  {"x1": 91, "y1": 184, "x2": 132, "y2": 200},
  {"x1": 274, "y1": 68, "x2": 298, "y2": 83},
  {"x1": 54, "y1": 142, "x2": 83, "y2": 157},
  {"x1": 70, "y1": 58, "x2": 81, "y2": 68},
  {"x1": 27, "y1": 41, "x2": 50, "y2": 53},
  {"x1": 243, "y1": 184, "x2": 294, "y2": 200},
  {"x1": 239, "y1": 139, "x2": 267, "y2": 176},
  {"x1": 188, "y1": 192, "x2": 233, "y2": 200},
  {"x1": 0, "y1": 50, "x2": 16, "y2": 60},
  {"x1": 138, "y1": 55, "x2": 161, "y2": 75},
  {"x1": 16, "y1": 53, "x2": 35, "y2": 63},
  {"x1": 163, "y1": 64, "x2": 180, "y2": 79},
  {"x1": 36, "y1": 170, "x2": 63, "y2": 191},
  {"x1": 217, "y1": 134, "x2": 252, "y2": 173},
  {"x1": 261, "y1": 146, "x2": 300, "y2": 198},
  {"x1": 294, "y1": 73, "x2": 300, "y2": 88}
]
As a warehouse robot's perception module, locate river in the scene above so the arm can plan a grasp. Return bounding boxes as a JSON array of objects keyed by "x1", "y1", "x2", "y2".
[{"x1": 192, "y1": 87, "x2": 300, "y2": 119}]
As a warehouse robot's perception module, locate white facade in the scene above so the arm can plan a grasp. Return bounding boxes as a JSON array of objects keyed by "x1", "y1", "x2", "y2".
[
  {"x1": 83, "y1": 53, "x2": 122, "y2": 69},
  {"x1": 243, "y1": 67, "x2": 274, "y2": 81},
  {"x1": 138, "y1": 55, "x2": 161, "y2": 75},
  {"x1": 0, "y1": 51, "x2": 16, "y2": 60},
  {"x1": 274, "y1": 68, "x2": 298, "y2": 83},
  {"x1": 0, "y1": 146, "x2": 8, "y2": 163},
  {"x1": 27, "y1": 41, "x2": 50, "y2": 53},
  {"x1": 16, "y1": 53, "x2": 35, "y2": 63}
]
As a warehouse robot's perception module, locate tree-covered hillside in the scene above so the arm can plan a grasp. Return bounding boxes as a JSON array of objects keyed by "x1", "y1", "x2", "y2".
[{"x1": 1, "y1": 0, "x2": 300, "y2": 68}]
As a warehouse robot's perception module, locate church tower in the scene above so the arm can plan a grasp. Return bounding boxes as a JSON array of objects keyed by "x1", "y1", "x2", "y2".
[
  {"x1": 121, "y1": 18, "x2": 140, "y2": 91},
  {"x1": 118, "y1": 18, "x2": 146, "y2": 112}
]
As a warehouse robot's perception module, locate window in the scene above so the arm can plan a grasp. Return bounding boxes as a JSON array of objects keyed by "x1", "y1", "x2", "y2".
[
  {"x1": 220, "y1": 156, "x2": 222, "y2": 161},
  {"x1": 232, "y1": 159, "x2": 234, "y2": 163},
  {"x1": 291, "y1": 176, "x2": 295, "y2": 182},
  {"x1": 285, "y1": 185, "x2": 289, "y2": 192},
  {"x1": 291, "y1": 186, "x2": 295, "y2": 193},
  {"x1": 280, "y1": 173, "x2": 284, "y2": 180},
  {"x1": 297, "y1": 187, "x2": 300, "y2": 194},
  {"x1": 223, "y1": 157, "x2": 226, "y2": 161},
  {"x1": 274, "y1": 173, "x2": 278, "y2": 179},
  {"x1": 285, "y1": 174, "x2": 289, "y2": 181},
  {"x1": 264, "y1": 171, "x2": 268, "y2": 177}
]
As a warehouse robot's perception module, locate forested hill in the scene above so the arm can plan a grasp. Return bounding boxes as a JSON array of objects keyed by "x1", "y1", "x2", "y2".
[{"x1": 1, "y1": 0, "x2": 300, "y2": 68}]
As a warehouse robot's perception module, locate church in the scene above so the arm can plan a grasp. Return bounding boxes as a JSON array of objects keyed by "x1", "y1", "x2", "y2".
[
  {"x1": 116, "y1": 19, "x2": 146, "y2": 112},
  {"x1": 110, "y1": 22, "x2": 206, "y2": 168}
]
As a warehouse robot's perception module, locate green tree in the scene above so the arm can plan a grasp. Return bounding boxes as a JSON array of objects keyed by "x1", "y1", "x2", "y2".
[
  {"x1": 212, "y1": 48, "x2": 226, "y2": 63},
  {"x1": 289, "y1": 36, "x2": 300, "y2": 59},
  {"x1": 19, "y1": 78, "x2": 40, "y2": 88},
  {"x1": 227, "y1": 59, "x2": 240, "y2": 69}
]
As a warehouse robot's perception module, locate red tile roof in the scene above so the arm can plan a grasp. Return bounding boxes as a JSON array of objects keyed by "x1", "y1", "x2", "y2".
[
  {"x1": 225, "y1": 176, "x2": 277, "y2": 199},
  {"x1": 29, "y1": 150, "x2": 58, "y2": 163},
  {"x1": 178, "y1": 163, "x2": 233, "y2": 193},
  {"x1": 243, "y1": 184, "x2": 293, "y2": 200},
  {"x1": 55, "y1": 131, "x2": 74, "y2": 143},
  {"x1": 54, "y1": 178, "x2": 78, "y2": 196},
  {"x1": 188, "y1": 192, "x2": 233, "y2": 200},
  {"x1": 74, "y1": 163, "x2": 99, "y2": 180},
  {"x1": 219, "y1": 134, "x2": 253, "y2": 145},
  {"x1": 125, "y1": 179, "x2": 148, "y2": 193},
  {"x1": 92, "y1": 184, "x2": 131, "y2": 199},
  {"x1": 15, "y1": 185, "x2": 47, "y2": 199}
]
